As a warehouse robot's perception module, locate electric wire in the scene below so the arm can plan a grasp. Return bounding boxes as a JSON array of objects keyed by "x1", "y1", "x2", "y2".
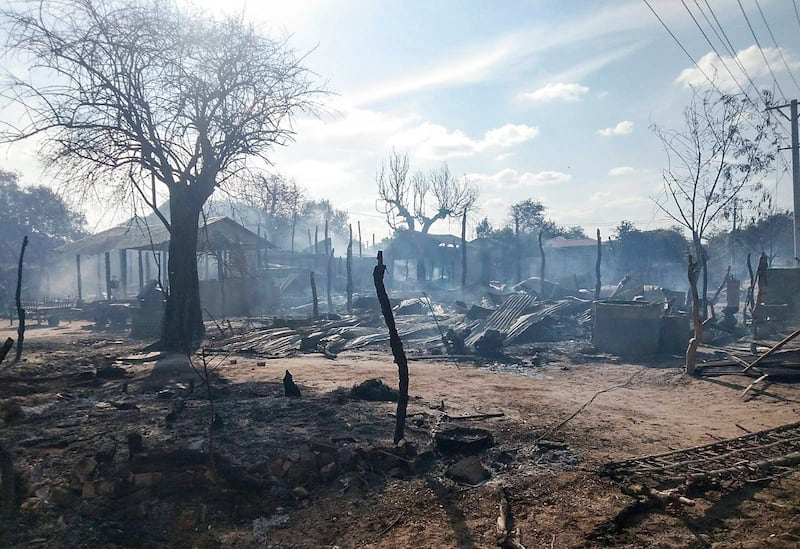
[
  {"x1": 753, "y1": 0, "x2": 800, "y2": 93},
  {"x1": 703, "y1": 0, "x2": 765, "y2": 95},
  {"x1": 694, "y1": 0, "x2": 735, "y2": 57},
  {"x1": 736, "y1": 0, "x2": 787, "y2": 99},
  {"x1": 644, "y1": 0, "x2": 778, "y2": 136},
  {"x1": 681, "y1": 0, "x2": 761, "y2": 107},
  {"x1": 794, "y1": 0, "x2": 800, "y2": 33}
]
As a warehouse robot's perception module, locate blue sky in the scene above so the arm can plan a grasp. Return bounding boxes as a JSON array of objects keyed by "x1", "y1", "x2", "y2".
[{"x1": 3, "y1": 0, "x2": 800, "y2": 240}]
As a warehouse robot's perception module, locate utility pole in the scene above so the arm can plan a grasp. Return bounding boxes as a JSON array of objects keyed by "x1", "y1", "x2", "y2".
[{"x1": 766, "y1": 99, "x2": 800, "y2": 261}]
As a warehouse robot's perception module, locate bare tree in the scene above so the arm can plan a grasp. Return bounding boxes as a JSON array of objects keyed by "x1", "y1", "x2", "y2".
[
  {"x1": 376, "y1": 150, "x2": 478, "y2": 279},
  {"x1": 0, "y1": 0, "x2": 321, "y2": 350},
  {"x1": 652, "y1": 87, "x2": 775, "y2": 317},
  {"x1": 376, "y1": 150, "x2": 478, "y2": 235},
  {"x1": 240, "y1": 172, "x2": 303, "y2": 244}
]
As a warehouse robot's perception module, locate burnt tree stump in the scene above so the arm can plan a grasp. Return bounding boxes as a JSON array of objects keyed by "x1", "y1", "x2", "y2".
[{"x1": 373, "y1": 251, "x2": 409, "y2": 444}]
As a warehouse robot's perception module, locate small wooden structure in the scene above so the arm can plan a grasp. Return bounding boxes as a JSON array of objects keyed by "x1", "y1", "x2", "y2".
[{"x1": 55, "y1": 216, "x2": 275, "y2": 303}]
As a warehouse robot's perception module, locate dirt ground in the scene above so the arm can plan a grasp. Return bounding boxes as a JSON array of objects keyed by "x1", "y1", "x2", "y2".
[{"x1": 1, "y1": 321, "x2": 799, "y2": 548}]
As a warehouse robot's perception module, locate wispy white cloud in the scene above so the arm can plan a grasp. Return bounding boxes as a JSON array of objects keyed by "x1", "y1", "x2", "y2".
[
  {"x1": 348, "y1": 2, "x2": 675, "y2": 106},
  {"x1": 469, "y1": 168, "x2": 571, "y2": 189},
  {"x1": 349, "y1": 38, "x2": 516, "y2": 106},
  {"x1": 390, "y1": 123, "x2": 539, "y2": 160},
  {"x1": 609, "y1": 166, "x2": 635, "y2": 176},
  {"x1": 676, "y1": 45, "x2": 800, "y2": 92},
  {"x1": 521, "y1": 82, "x2": 590, "y2": 103},
  {"x1": 597, "y1": 120, "x2": 634, "y2": 137}
]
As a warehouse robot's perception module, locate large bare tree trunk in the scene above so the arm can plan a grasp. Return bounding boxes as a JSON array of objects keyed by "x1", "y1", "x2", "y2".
[{"x1": 161, "y1": 195, "x2": 205, "y2": 351}]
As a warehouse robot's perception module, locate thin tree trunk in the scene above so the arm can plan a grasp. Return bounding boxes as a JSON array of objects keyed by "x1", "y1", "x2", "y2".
[
  {"x1": 686, "y1": 255, "x2": 703, "y2": 375},
  {"x1": 346, "y1": 225, "x2": 353, "y2": 314},
  {"x1": 14, "y1": 236, "x2": 28, "y2": 363},
  {"x1": 595, "y1": 229, "x2": 602, "y2": 300},
  {"x1": 460, "y1": 212, "x2": 467, "y2": 290},
  {"x1": 538, "y1": 231, "x2": 546, "y2": 295},
  {"x1": 373, "y1": 251, "x2": 409, "y2": 444}
]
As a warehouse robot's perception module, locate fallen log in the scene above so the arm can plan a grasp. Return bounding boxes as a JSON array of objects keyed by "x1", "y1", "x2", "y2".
[
  {"x1": 496, "y1": 486, "x2": 526, "y2": 549},
  {"x1": 621, "y1": 484, "x2": 695, "y2": 507},
  {"x1": 445, "y1": 412, "x2": 505, "y2": 421}
]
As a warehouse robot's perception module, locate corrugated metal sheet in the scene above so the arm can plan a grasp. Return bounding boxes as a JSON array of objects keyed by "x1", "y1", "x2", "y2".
[{"x1": 465, "y1": 293, "x2": 537, "y2": 347}]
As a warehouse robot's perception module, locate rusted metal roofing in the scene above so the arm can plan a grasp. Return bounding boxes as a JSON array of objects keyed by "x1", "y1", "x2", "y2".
[{"x1": 55, "y1": 216, "x2": 275, "y2": 255}]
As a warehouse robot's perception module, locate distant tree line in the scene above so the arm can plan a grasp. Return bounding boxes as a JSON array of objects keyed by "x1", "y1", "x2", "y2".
[{"x1": 0, "y1": 169, "x2": 85, "y2": 301}]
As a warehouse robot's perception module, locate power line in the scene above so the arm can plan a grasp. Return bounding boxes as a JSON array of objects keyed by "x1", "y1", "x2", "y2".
[
  {"x1": 753, "y1": 0, "x2": 800, "y2": 93},
  {"x1": 643, "y1": 0, "x2": 746, "y2": 106},
  {"x1": 645, "y1": 0, "x2": 781, "y2": 137},
  {"x1": 681, "y1": 0, "x2": 760, "y2": 106},
  {"x1": 694, "y1": 0, "x2": 735, "y2": 58},
  {"x1": 703, "y1": 0, "x2": 764, "y2": 94},
  {"x1": 794, "y1": 0, "x2": 800, "y2": 33},
  {"x1": 736, "y1": 0, "x2": 786, "y2": 99}
]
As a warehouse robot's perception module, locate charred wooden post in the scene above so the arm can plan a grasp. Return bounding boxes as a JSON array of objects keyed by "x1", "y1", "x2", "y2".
[
  {"x1": 514, "y1": 214, "x2": 521, "y2": 282},
  {"x1": 327, "y1": 249, "x2": 334, "y2": 313},
  {"x1": 314, "y1": 226, "x2": 319, "y2": 256},
  {"x1": 346, "y1": 224, "x2": 353, "y2": 314},
  {"x1": 104, "y1": 251, "x2": 112, "y2": 302},
  {"x1": 217, "y1": 251, "x2": 226, "y2": 319},
  {"x1": 14, "y1": 236, "x2": 28, "y2": 363},
  {"x1": 75, "y1": 254, "x2": 83, "y2": 302},
  {"x1": 119, "y1": 249, "x2": 128, "y2": 298},
  {"x1": 461, "y1": 211, "x2": 467, "y2": 290},
  {"x1": 595, "y1": 229, "x2": 602, "y2": 300},
  {"x1": 0, "y1": 338, "x2": 13, "y2": 365},
  {"x1": 324, "y1": 219, "x2": 329, "y2": 256},
  {"x1": 357, "y1": 220, "x2": 363, "y2": 258},
  {"x1": 256, "y1": 225, "x2": 262, "y2": 267},
  {"x1": 310, "y1": 271, "x2": 319, "y2": 319},
  {"x1": 137, "y1": 250, "x2": 144, "y2": 293},
  {"x1": 752, "y1": 253, "x2": 768, "y2": 339},
  {"x1": 373, "y1": 251, "x2": 409, "y2": 444},
  {"x1": 686, "y1": 255, "x2": 703, "y2": 375},
  {"x1": 291, "y1": 210, "x2": 297, "y2": 256},
  {"x1": 538, "y1": 231, "x2": 546, "y2": 295}
]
